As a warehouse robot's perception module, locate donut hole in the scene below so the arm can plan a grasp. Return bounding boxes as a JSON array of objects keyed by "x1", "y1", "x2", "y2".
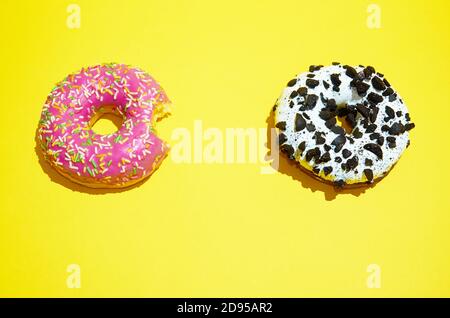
[
  {"x1": 89, "y1": 106, "x2": 124, "y2": 135},
  {"x1": 336, "y1": 115, "x2": 354, "y2": 134}
]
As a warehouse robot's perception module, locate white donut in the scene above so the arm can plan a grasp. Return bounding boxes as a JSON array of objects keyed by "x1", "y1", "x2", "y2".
[{"x1": 273, "y1": 63, "x2": 415, "y2": 187}]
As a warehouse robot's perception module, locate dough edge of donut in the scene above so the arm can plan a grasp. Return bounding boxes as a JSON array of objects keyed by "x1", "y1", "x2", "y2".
[{"x1": 48, "y1": 148, "x2": 169, "y2": 189}]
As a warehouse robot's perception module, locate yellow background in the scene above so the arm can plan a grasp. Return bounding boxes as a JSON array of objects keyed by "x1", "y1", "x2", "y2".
[{"x1": 1, "y1": 0, "x2": 449, "y2": 297}]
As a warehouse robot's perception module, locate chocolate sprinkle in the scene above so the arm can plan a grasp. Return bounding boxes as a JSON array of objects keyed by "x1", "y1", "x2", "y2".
[
  {"x1": 309, "y1": 65, "x2": 323, "y2": 72},
  {"x1": 350, "y1": 128, "x2": 361, "y2": 139},
  {"x1": 275, "y1": 121, "x2": 286, "y2": 131},
  {"x1": 290, "y1": 90, "x2": 298, "y2": 99},
  {"x1": 347, "y1": 136, "x2": 354, "y2": 144},
  {"x1": 280, "y1": 144, "x2": 295, "y2": 158},
  {"x1": 326, "y1": 99, "x2": 337, "y2": 111},
  {"x1": 287, "y1": 79, "x2": 297, "y2": 87},
  {"x1": 365, "y1": 158, "x2": 373, "y2": 166},
  {"x1": 330, "y1": 74, "x2": 341, "y2": 86},
  {"x1": 346, "y1": 156, "x2": 359, "y2": 171},
  {"x1": 369, "y1": 107, "x2": 379, "y2": 123},
  {"x1": 319, "y1": 110, "x2": 334, "y2": 121},
  {"x1": 382, "y1": 87, "x2": 394, "y2": 96},
  {"x1": 342, "y1": 149, "x2": 352, "y2": 159},
  {"x1": 365, "y1": 124, "x2": 377, "y2": 133},
  {"x1": 357, "y1": 71, "x2": 365, "y2": 80},
  {"x1": 364, "y1": 169, "x2": 374, "y2": 182},
  {"x1": 325, "y1": 117, "x2": 337, "y2": 129},
  {"x1": 355, "y1": 81, "x2": 370, "y2": 96},
  {"x1": 305, "y1": 147, "x2": 321, "y2": 162},
  {"x1": 323, "y1": 166, "x2": 332, "y2": 176},
  {"x1": 331, "y1": 126, "x2": 345, "y2": 135},
  {"x1": 305, "y1": 94, "x2": 318, "y2": 108},
  {"x1": 356, "y1": 104, "x2": 370, "y2": 118},
  {"x1": 331, "y1": 134, "x2": 346, "y2": 148},
  {"x1": 334, "y1": 143, "x2": 344, "y2": 153},
  {"x1": 405, "y1": 123, "x2": 415, "y2": 131},
  {"x1": 363, "y1": 143, "x2": 383, "y2": 159},
  {"x1": 388, "y1": 122, "x2": 402, "y2": 135},
  {"x1": 368, "y1": 92, "x2": 383, "y2": 104},
  {"x1": 344, "y1": 65, "x2": 358, "y2": 78},
  {"x1": 386, "y1": 136, "x2": 396, "y2": 143},
  {"x1": 389, "y1": 94, "x2": 397, "y2": 102},
  {"x1": 320, "y1": 152, "x2": 331, "y2": 163},
  {"x1": 314, "y1": 132, "x2": 326, "y2": 145},
  {"x1": 385, "y1": 105, "x2": 395, "y2": 119},
  {"x1": 306, "y1": 123, "x2": 316, "y2": 132},
  {"x1": 294, "y1": 113, "x2": 306, "y2": 131},
  {"x1": 305, "y1": 149, "x2": 315, "y2": 162},
  {"x1": 363, "y1": 66, "x2": 375, "y2": 78},
  {"x1": 278, "y1": 133, "x2": 287, "y2": 145},
  {"x1": 297, "y1": 87, "x2": 308, "y2": 96},
  {"x1": 306, "y1": 79, "x2": 320, "y2": 88},
  {"x1": 371, "y1": 76, "x2": 386, "y2": 91},
  {"x1": 298, "y1": 141, "x2": 306, "y2": 153},
  {"x1": 361, "y1": 118, "x2": 369, "y2": 129}
]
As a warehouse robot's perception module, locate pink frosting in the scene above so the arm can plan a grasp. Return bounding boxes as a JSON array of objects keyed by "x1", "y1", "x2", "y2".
[{"x1": 38, "y1": 63, "x2": 170, "y2": 187}]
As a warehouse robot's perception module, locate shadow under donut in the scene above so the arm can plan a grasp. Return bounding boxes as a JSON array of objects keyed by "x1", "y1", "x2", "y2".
[
  {"x1": 34, "y1": 122, "x2": 150, "y2": 195},
  {"x1": 265, "y1": 108, "x2": 377, "y2": 201}
]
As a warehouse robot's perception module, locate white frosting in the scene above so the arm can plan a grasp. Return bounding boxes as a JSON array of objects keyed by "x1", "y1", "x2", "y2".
[{"x1": 275, "y1": 65, "x2": 412, "y2": 184}]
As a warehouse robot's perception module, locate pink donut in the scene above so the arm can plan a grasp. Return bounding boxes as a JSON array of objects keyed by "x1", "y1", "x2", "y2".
[{"x1": 38, "y1": 63, "x2": 171, "y2": 188}]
